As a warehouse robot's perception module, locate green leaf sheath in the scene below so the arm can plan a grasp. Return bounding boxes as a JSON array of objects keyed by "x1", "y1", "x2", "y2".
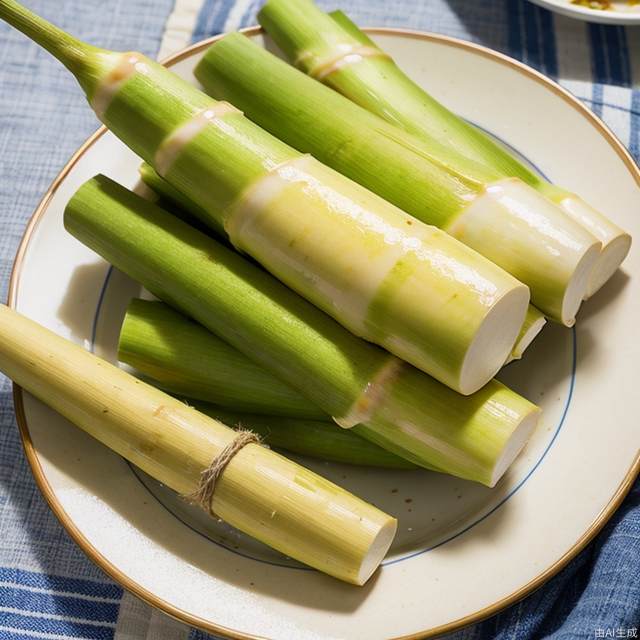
[
  {"x1": 138, "y1": 163, "x2": 225, "y2": 237},
  {"x1": 119, "y1": 298, "x2": 325, "y2": 418},
  {"x1": 120, "y1": 299, "x2": 415, "y2": 467},
  {"x1": 327, "y1": 10, "x2": 573, "y2": 197},
  {"x1": 356, "y1": 365, "x2": 538, "y2": 486},
  {"x1": 193, "y1": 404, "x2": 417, "y2": 469},
  {"x1": 65, "y1": 176, "x2": 540, "y2": 485}
]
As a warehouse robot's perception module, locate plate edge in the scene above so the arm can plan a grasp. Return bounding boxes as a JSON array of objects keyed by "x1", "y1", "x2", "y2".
[{"x1": 6, "y1": 25, "x2": 640, "y2": 640}]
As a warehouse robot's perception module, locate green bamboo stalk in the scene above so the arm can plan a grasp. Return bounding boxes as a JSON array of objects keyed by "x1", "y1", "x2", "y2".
[
  {"x1": 195, "y1": 30, "x2": 601, "y2": 326},
  {"x1": 268, "y1": 1, "x2": 631, "y2": 299},
  {"x1": 0, "y1": 302, "x2": 397, "y2": 585},
  {"x1": 139, "y1": 162, "x2": 210, "y2": 228},
  {"x1": 65, "y1": 175, "x2": 540, "y2": 486},
  {"x1": 192, "y1": 404, "x2": 417, "y2": 469},
  {"x1": 142, "y1": 162, "x2": 548, "y2": 361},
  {"x1": 0, "y1": 0, "x2": 530, "y2": 394},
  {"x1": 119, "y1": 298, "x2": 324, "y2": 418},
  {"x1": 138, "y1": 164, "x2": 225, "y2": 237},
  {"x1": 120, "y1": 299, "x2": 415, "y2": 467}
]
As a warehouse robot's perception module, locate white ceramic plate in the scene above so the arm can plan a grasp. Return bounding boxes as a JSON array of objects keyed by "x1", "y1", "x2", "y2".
[
  {"x1": 529, "y1": 0, "x2": 640, "y2": 25},
  {"x1": 8, "y1": 29, "x2": 640, "y2": 640}
]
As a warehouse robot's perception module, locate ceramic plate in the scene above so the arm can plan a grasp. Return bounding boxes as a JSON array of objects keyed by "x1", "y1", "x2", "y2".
[
  {"x1": 529, "y1": 0, "x2": 640, "y2": 25},
  {"x1": 8, "y1": 28, "x2": 640, "y2": 640}
]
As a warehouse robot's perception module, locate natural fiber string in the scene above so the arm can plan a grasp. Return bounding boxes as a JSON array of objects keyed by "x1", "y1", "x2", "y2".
[{"x1": 185, "y1": 429, "x2": 261, "y2": 512}]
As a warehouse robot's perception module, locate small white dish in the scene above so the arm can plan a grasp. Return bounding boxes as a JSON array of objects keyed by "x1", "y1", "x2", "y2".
[
  {"x1": 8, "y1": 28, "x2": 640, "y2": 639},
  {"x1": 529, "y1": 0, "x2": 640, "y2": 25}
]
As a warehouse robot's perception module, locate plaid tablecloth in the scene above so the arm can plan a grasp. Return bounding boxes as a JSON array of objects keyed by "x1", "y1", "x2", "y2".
[{"x1": 0, "y1": 1, "x2": 638, "y2": 638}]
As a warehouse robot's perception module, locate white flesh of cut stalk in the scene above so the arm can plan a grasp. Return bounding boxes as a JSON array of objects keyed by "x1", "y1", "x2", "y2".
[
  {"x1": 559, "y1": 195, "x2": 632, "y2": 299},
  {"x1": 489, "y1": 408, "x2": 540, "y2": 486},
  {"x1": 446, "y1": 179, "x2": 602, "y2": 326}
]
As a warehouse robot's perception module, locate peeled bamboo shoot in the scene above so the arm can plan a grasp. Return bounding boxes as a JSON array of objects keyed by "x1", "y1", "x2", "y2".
[{"x1": 0, "y1": 303, "x2": 396, "y2": 585}]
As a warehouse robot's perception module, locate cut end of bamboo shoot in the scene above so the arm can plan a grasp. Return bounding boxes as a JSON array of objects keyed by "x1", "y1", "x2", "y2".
[
  {"x1": 561, "y1": 241, "x2": 602, "y2": 324},
  {"x1": 489, "y1": 406, "x2": 540, "y2": 487},
  {"x1": 359, "y1": 366, "x2": 541, "y2": 486},
  {"x1": 557, "y1": 195, "x2": 632, "y2": 299},
  {"x1": 357, "y1": 518, "x2": 397, "y2": 585},
  {"x1": 446, "y1": 179, "x2": 602, "y2": 326},
  {"x1": 586, "y1": 233, "x2": 632, "y2": 299},
  {"x1": 459, "y1": 284, "x2": 529, "y2": 395}
]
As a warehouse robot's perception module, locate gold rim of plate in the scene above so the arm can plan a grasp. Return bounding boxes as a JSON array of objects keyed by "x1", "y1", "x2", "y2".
[{"x1": 6, "y1": 26, "x2": 640, "y2": 640}]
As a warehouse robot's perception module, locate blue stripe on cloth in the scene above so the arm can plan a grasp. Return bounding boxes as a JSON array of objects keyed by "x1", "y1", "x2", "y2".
[
  {"x1": 0, "y1": 635, "x2": 92, "y2": 640},
  {"x1": 631, "y1": 90, "x2": 640, "y2": 161},
  {"x1": 506, "y1": 0, "x2": 524, "y2": 62},
  {"x1": 506, "y1": 0, "x2": 557, "y2": 77},
  {"x1": 0, "y1": 635, "x2": 60, "y2": 640},
  {"x1": 523, "y1": 2, "x2": 541, "y2": 71},
  {"x1": 523, "y1": 1, "x2": 541, "y2": 69},
  {"x1": 0, "y1": 569, "x2": 121, "y2": 601},
  {"x1": 604, "y1": 26, "x2": 630, "y2": 86},
  {"x1": 580, "y1": 97, "x2": 639, "y2": 119},
  {"x1": 589, "y1": 24, "x2": 631, "y2": 87},
  {"x1": 591, "y1": 83, "x2": 604, "y2": 119},
  {"x1": 0, "y1": 612, "x2": 114, "y2": 640},
  {"x1": 538, "y1": 5, "x2": 557, "y2": 78},
  {"x1": 0, "y1": 587, "x2": 119, "y2": 623},
  {"x1": 238, "y1": 0, "x2": 262, "y2": 28},
  {"x1": 191, "y1": 0, "x2": 237, "y2": 42},
  {"x1": 590, "y1": 25, "x2": 606, "y2": 83}
]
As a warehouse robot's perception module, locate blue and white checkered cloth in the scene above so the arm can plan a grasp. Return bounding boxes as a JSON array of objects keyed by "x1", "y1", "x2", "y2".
[{"x1": 0, "y1": 1, "x2": 638, "y2": 638}]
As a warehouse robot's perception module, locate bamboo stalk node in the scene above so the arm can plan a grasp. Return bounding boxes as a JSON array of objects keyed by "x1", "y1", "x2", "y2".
[
  {"x1": 92, "y1": 53, "x2": 149, "y2": 118},
  {"x1": 185, "y1": 429, "x2": 262, "y2": 512},
  {"x1": 309, "y1": 45, "x2": 390, "y2": 81},
  {"x1": 334, "y1": 357, "x2": 403, "y2": 429},
  {"x1": 155, "y1": 102, "x2": 243, "y2": 176}
]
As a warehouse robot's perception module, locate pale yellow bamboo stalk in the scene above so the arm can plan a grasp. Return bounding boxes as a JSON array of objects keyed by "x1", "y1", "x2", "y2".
[
  {"x1": 506, "y1": 306, "x2": 547, "y2": 364},
  {"x1": 0, "y1": 303, "x2": 396, "y2": 585}
]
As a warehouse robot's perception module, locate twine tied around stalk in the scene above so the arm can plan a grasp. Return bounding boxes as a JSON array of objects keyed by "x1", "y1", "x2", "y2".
[{"x1": 186, "y1": 429, "x2": 261, "y2": 512}]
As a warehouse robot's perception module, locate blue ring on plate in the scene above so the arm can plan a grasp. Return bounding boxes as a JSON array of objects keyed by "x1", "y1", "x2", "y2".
[{"x1": 91, "y1": 125, "x2": 576, "y2": 571}]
